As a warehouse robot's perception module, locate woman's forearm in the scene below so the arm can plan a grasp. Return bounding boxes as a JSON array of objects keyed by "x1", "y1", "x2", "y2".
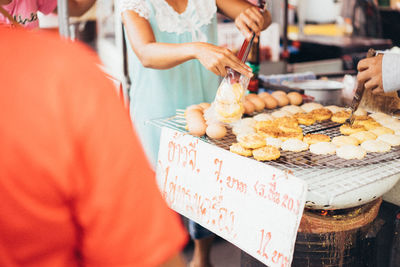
[
  {"x1": 137, "y1": 42, "x2": 197, "y2": 69},
  {"x1": 122, "y1": 10, "x2": 252, "y2": 77}
]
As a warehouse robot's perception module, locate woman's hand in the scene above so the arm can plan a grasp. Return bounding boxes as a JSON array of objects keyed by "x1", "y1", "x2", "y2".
[
  {"x1": 235, "y1": 6, "x2": 265, "y2": 40},
  {"x1": 193, "y1": 42, "x2": 253, "y2": 77},
  {"x1": 357, "y1": 55, "x2": 383, "y2": 94}
]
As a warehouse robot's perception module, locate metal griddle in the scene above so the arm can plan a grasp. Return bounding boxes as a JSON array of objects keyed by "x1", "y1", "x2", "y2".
[{"x1": 149, "y1": 109, "x2": 400, "y2": 210}]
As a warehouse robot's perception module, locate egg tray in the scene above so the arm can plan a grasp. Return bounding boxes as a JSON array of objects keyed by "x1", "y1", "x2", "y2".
[{"x1": 149, "y1": 109, "x2": 400, "y2": 169}]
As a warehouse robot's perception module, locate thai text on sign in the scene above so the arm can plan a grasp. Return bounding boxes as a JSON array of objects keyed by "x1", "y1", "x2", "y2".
[{"x1": 156, "y1": 128, "x2": 308, "y2": 267}]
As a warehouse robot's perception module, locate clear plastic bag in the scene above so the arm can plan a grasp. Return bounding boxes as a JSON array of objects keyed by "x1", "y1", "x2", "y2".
[{"x1": 205, "y1": 68, "x2": 250, "y2": 125}]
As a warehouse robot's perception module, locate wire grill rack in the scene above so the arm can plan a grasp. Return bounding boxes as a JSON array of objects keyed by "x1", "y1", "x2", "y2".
[{"x1": 149, "y1": 109, "x2": 400, "y2": 209}]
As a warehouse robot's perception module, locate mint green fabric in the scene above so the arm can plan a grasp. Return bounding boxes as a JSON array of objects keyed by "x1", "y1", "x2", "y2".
[{"x1": 126, "y1": 2, "x2": 219, "y2": 168}]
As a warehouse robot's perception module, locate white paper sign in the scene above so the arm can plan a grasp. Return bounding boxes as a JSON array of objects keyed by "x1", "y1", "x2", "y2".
[{"x1": 156, "y1": 128, "x2": 308, "y2": 267}]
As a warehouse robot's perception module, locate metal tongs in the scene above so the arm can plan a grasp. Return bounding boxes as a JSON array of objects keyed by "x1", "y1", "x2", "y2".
[
  {"x1": 346, "y1": 48, "x2": 377, "y2": 125},
  {"x1": 225, "y1": 0, "x2": 266, "y2": 83},
  {"x1": 225, "y1": 33, "x2": 256, "y2": 83}
]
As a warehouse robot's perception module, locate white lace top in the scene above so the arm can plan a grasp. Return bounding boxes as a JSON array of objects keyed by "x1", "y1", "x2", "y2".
[{"x1": 119, "y1": 0, "x2": 217, "y2": 42}]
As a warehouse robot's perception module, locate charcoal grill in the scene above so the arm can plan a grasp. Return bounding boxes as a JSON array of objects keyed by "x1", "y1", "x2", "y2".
[{"x1": 149, "y1": 109, "x2": 400, "y2": 210}]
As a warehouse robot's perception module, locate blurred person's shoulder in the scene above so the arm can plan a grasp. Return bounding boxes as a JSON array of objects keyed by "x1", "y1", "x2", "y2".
[{"x1": 0, "y1": 28, "x2": 98, "y2": 63}]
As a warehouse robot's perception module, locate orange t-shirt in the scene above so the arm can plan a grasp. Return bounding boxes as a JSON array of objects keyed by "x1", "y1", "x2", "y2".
[{"x1": 0, "y1": 28, "x2": 187, "y2": 267}]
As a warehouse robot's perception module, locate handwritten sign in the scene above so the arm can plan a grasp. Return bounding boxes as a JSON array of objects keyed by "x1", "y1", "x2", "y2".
[{"x1": 156, "y1": 128, "x2": 308, "y2": 267}]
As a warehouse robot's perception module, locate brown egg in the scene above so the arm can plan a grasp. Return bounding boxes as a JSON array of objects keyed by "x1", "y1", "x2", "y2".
[
  {"x1": 262, "y1": 95, "x2": 278, "y2": 109},
  {"x1": 243, "y1": 100, "x2": 256, "y2": 115},
  {"x1": 206, "y1": 123, "x2": 227, "y2": 139},
  {"x1": 258, "y1": 92, "x2": 270, "y2": 99},
  {"x1": 245, "y1": 93, "x2": 258, "y2": 100},
  {"x1": 287, "y1": 92, "x2": 303, "y2": 106},
  {"x1": 273, "y1": 94, "x2": 290, "y2": 107},
  {"x1": 188, "y1": 116, "x2": 207, "y2": 136},
  {"x1": 246, "y1": 95, "x2": 265, "y2": 112},
  {"x1": 185, "y1": 109, "x2": 203, "y2": 120},
  {"x1": 198, "y1": 102, "x2": 211, "y2": 110},
  {"x1": 271, "y1": 91, "x2": 287, "y2": 98},
  {"x1": 186, "y1": 104, "x2": 203, "y2": 113}
]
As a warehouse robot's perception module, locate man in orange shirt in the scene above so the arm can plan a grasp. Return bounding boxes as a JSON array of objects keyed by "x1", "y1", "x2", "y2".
[{"x1": 0, "y1": 28, "x2": 187, "y2": 267}]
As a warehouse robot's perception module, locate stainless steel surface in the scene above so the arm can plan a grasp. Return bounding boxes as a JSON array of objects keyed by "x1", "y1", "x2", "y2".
[
  {"x1": 150, "y1": 109, "x2": 400, "y2": 210},
  {"x1": 57, "y1": 0, "x2": 70, "y2": 38},
  {"x1": 283, "y1": 80, "x2": 344, "y2": 105}
]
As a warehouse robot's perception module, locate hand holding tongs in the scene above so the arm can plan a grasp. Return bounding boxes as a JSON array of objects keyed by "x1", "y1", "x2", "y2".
[
  {"x1": 346, "y1": 48, "x2": 377, "y2": 125},
  {"x1": 226, "y1": 0, "x2": 266, "y2": 84}
]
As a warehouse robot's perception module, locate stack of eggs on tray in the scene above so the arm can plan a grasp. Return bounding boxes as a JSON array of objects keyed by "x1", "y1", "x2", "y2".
[
  {"x1": 242, "y1": 90, "x2": 303, "y2": 115},
  {"x1": 230, "y1": 104, "x2": 400, "y2": 161},
  {"x1": 185, "y1": 102, "x2": 229, "y2": 140}
]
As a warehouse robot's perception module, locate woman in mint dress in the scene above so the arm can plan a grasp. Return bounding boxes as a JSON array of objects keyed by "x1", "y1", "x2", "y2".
[{"x1": 120, "y1": 0, "x2": 270, "y2": 266}]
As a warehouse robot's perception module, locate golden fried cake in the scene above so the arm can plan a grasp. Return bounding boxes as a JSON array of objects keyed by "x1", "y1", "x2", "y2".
[
  {"x1": 231, "y1": 118, "x2": 256, "y2": 133},
  {"x1": 354, "y1": 115, "x2": 372, "y2": 121},
  {"x1": 232, "y1": 125, "x2": 255, "y2": 136},
  {"x1": 310, "y1": 108, "x2": 332, "y2": 121},
  {"x1": 369, "y1": 126, "x2": 395, "y2": 136},
  {"x1": 255, "y1": 120, "x2": 276, "y2": 131},
  {"x1": 303, "y1": 134, "x2": 331, "y2": 145},
  {"x1": 361, "y1": 140, "x2": 391, "y2": 153},
  {"x1": 376, "y1": 117, "x2": 399, "y2": 126},
  {"x1": 340, "y1": 124, "x2": 366, "y2": 135},
  {"x1": 257, "y1": 126, "x2": 283, "y2": 138},
  {"x1": 384, "y1": 122, "x2": 400, "y2": 132},
  {"x1": 271, "y1": 110, "x2": 292, "y2": 118},
  {"x1": 280, "y1": 105, "x2": 305, "y2": 115},
  {"x1": 369, "y1": 112, "x2": 391, "y2": 121},
  {"x1": 274, "y1": 116, "x2": 299, "y2": 127},
  {"x1": 352, "y1": 115, "x2": 375, "y2": 128},
  {"x1": 238, "y1": 133, "x2": 266, "y2": 149},
  {"x1": 281, "y1": 139, "x2": 309, "y2": 152},
  {"x1": 377, "y1": 134, "x2": 400, "y2": 146},
  {"x1": 350, "y1": 131, "x2": 377, "y2": 143},
  {"x1": 331, "y1": 111, "x2": 351, "y2": 124},
  {"x1": 215, "y1": 102, "x2": 244, "y2": 123},
  {"x1": 309, "y1": 142, "x2": 337, "y2": 155},
  {"x1": 278, "y1": 124, "x2": 303, "y2": 133},
  {"x1": 216, "y1": 82, "x2": 244, "y2": 104},
  {"x1": 253, "y1": 113, "x2": 274, "y2": 122},
  {"x1": 301, "y1": 102, "x2": 323, "y2": 113},
  {"x1": 230, "y1": 143, "x2": 253, "y2": 157},
  {"x1": 265, "y1": 137, "x2": 283, "y2": 149},
  {"x1": 252, "y1": 146, "x2": 281, "y2": 161},
  {"x1": 336, "y1": 145, "x2": 366, "y2": 160},
  {"x1": 325, "y1": 105, "x2": 345, "y2": 114},
  {"x1": 363, "y1": 121, "x2": 382, "y2": 130},
  {"x1": 294, "y1": 112, "x2": 316, "y2": 126},
  {"x1": 277, "y1": 132, "x2": 304, "y2": 141},
  {"x1": 332, "y1": 136, "x2": 360, "y2": 147}
]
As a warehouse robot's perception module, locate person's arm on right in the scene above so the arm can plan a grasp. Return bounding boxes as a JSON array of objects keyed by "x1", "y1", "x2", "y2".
[
  {"x1": 382, "y1": 53, "x2": 400, "y2": 93},
  {"x1": 121, "y1": 5, "x2": 252, "y2": 77},
  {"x1": 357, "y1": 53, "x2": 400, "y2": 94}
]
